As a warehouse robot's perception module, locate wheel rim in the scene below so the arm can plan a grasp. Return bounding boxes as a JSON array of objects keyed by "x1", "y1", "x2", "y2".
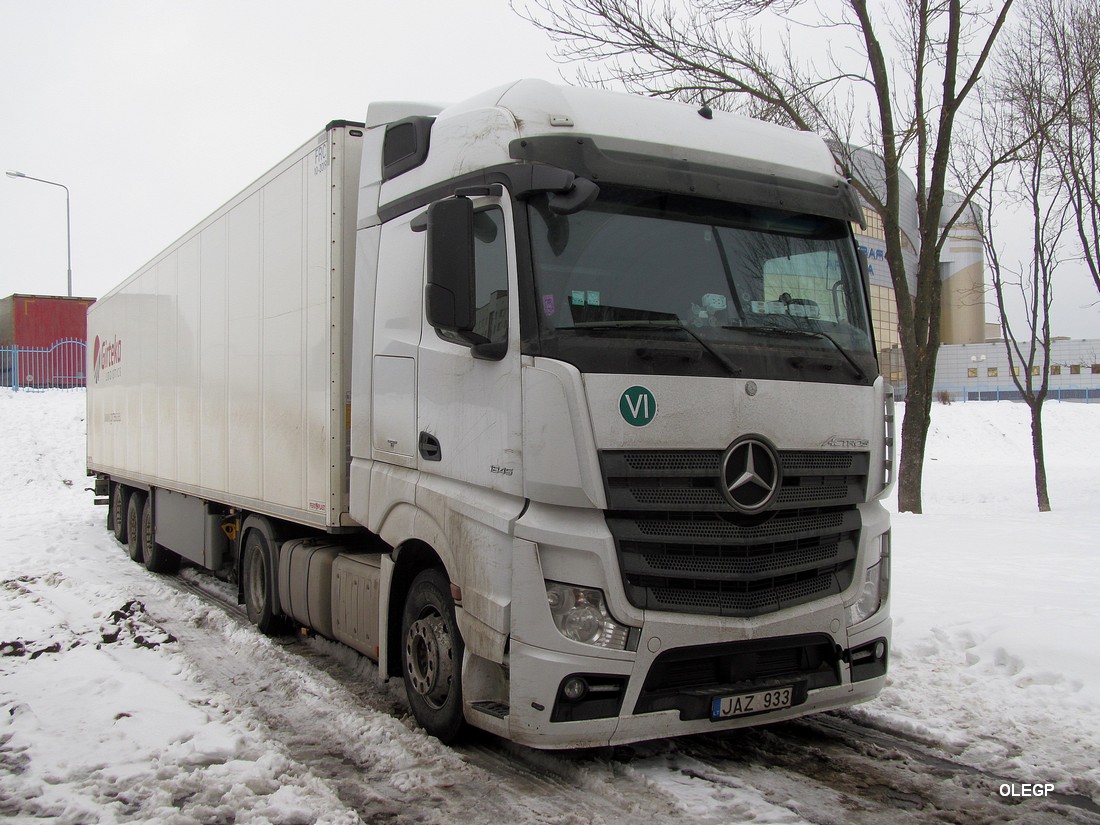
[
  {"x1": 405, "y1": 610, "x2": 454, "y2": 709},
  {"x1": 247, "y1": 547, "x2": 266, "y2": 613}
]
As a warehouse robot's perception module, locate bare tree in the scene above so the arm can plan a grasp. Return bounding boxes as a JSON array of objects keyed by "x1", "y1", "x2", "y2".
[
  {"x1": 1034, "y1": 0, "x2": 1100, "y2": 296},
  {"x1": 515, "y1": 0, "x2": 1015, "y2": 512},
  {"x1": 968, "y1": 101, "x2": 1065, "y2": 511},
  {"x1": 969, "y1": 0, "x2": 1096, "y2": 511},
  {"x1": 987, "y1": 156, "x2": 1064, "y2": 512}
]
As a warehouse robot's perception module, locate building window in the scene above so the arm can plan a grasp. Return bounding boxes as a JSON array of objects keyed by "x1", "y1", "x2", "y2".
[
  {"x1": 1051, "y1": 365, "x2": 1062, "y2": 376},
  {"x1": 987, "y1": 366, "x2": 998, "y2": 378},
  {"x1": 1092, "y1": 364, "x2": 1100, "y2": 374},
  {"x1": 1071, "y1": 364, "x2": 1081, "y2": 375},
  {"x1": 1012, "y1": 366, "x2": 1020, "y2": 377},
  {"x1": 967, "y1": 367, "x2": 978, "y2": 378},
  {"x1": 1030, "y1": 366, "x2": 1040, "y2": 377}
]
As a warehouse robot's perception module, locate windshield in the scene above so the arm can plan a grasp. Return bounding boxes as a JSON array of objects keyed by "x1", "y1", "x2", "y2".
[{"x1": 527, "y1": 186, "x2": 876, "y2": 382}]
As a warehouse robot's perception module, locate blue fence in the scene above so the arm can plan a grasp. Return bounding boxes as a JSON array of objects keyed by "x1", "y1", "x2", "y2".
[
  {"x1": 0, "y1": 339, "x2": 87, "y2": 390},
  {"x1": 928, "y1": 385, "x2": 1100, "y2": 403}
]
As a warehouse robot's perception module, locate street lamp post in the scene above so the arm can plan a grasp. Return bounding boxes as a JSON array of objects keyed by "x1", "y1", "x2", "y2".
[{"x1": 6, "y1": 170, "x2": 72, "y2": 297}]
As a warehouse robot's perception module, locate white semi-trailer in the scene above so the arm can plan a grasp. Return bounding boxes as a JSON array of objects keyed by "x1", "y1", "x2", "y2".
[{"x1": 87, "y1": 79, "x2": 893, "y2": 749}]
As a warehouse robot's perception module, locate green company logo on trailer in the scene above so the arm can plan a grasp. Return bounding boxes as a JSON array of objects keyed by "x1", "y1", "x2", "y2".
[{"x1": 619, "y1": 386, "x2": 657, "y2": 427}]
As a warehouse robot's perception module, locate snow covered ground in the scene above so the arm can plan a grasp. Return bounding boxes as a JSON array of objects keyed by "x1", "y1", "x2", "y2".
[
  {"x1": 1, "y1": 388, "x2": 1098, "y2": 823},
  {"x1": 867, "y1": 401, "x2": 1100, "y2": 804}
]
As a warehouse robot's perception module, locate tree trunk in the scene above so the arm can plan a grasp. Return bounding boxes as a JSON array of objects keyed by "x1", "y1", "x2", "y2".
[
  {"x1": 897, "y1": 360, "x2": 936, "y2": 514},
  {"x1": 1030, "y1": 402, "x2": 1051, "y2": 512}
]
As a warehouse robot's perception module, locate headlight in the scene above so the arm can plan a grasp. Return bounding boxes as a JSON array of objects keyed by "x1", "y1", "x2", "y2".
[
  {"x1": 847, "y1": 532, "x2": 890, "y2": 626},
  {"x1": 545, "y1": 581, "x2": 630, "y2": 650}
]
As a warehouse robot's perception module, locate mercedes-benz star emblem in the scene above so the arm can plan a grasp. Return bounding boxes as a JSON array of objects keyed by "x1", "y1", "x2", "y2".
[{"x1": 720, "y1": 436, "x2": 782, "y2": 514}]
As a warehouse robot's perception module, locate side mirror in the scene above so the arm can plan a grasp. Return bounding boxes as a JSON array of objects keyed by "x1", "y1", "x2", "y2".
[{"x1": 426, "y1": 197, "x2": 475, "y2": 333}]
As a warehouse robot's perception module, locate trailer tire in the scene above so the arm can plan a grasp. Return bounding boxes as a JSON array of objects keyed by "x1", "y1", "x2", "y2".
[
  {"x1": 243, "y1": 531, "x2": 280, "y2": 635},
  {"x1": 126, "y1": 492, "x2": 145, "y2": 563},
  {"x1": 401, "y1": 568, "x2": 465, "y2": 744},
  {"x1": 140, "y1": 495, "x2": 180, "y2": 575},
  {"x1": 111, "y1": 483, "x2": 129, "y2": 544}
]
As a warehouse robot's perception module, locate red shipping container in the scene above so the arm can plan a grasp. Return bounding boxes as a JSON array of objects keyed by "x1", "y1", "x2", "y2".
[
  {"x1": 1, "y1": 294, "x2": 96, "y2": 388},
  {"x1": 0, "y1": 294, "x2": 96, "y2": 347}
]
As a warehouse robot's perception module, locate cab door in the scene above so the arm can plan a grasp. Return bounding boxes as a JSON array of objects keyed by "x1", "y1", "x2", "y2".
[{"x1": 416, "y1": 193, "x2": 523, "y2": 501}]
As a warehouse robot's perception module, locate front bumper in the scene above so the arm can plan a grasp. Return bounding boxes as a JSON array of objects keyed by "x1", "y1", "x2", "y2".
[
  {"x1": 504, "y1": 620, "x2": 889, "y2": 749},
  {"x1": 498, "y1": 532, "x2": 890, "y2": 749}
]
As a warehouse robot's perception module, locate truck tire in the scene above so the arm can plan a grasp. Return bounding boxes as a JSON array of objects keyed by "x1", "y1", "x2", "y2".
[
  {"x1": 126, "y1": 492, "x2": 145, "y2": 563},
  {"x1": 401, "y1": 568, "x2": 466, "y2": 743},
  {"x1": 140, "y1": 495, "x2": 180, "y2": 575},
  {"x1": 242, "y1": 531, "x2": 280, "y2": 635},
  {"x1": 111, "y1": 483, "x2": 129, "y2": 544}
]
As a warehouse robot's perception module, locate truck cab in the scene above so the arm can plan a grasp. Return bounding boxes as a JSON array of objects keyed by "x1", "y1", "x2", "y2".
[{"x1": 352, "y1": 80, "x2": 892, "y2": 747}]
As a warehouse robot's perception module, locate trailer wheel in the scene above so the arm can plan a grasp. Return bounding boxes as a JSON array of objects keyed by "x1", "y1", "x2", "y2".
[
  {"x1": 243, "y1": 531, "x2": 280, "y2": 635},
  {"x1": 140, "y1": 495, "x2": 180, "y2": 575},
  {"x1": 401, "y1": 568, "x2": 465, "y2": 743},
  {"x1": 111, "y1": 483, "x2": 129, "y2": 544},
  {"x1": 126, "y1": 492, "x2": 145, "y2": 563}
]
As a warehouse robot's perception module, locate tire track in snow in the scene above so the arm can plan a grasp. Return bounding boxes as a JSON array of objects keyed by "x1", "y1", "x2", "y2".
[
  {"x1": 153, "y1": 570, "x2": 722, "y2": 825},
  {"x1": 667, "y1": 715, "x2": 1100, "y2": 825},
  {"x1": 153, "y1": 567, "x2": 1100, "y2": 825}
]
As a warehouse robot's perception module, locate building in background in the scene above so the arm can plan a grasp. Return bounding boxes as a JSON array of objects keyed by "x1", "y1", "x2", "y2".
[
  {"x1": 847, "y1": 150, "x2": 987, "y2": 388},
  {"x1": 933, "y1": 338, "x2": 1100, "y2": 402}
]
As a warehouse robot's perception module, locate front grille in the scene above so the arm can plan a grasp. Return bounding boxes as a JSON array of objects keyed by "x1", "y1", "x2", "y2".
[
  {"x1": 602, "y1": 450, "x2": 867, "y2": 512},
  {"x1": 601, "y1": 449, "x2": 865, "y2": 617},
  {"x1": 646, "y1": 571, "x2": 840, "y2": 614}
]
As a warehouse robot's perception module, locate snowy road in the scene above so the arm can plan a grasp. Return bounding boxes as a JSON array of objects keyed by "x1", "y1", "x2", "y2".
[
  {"x1": 3, "y1": 389, "x2": 1100, "y2": 824},
  {"x1": 142, "y1": 570, "x2": 1100, "y2": 825}
]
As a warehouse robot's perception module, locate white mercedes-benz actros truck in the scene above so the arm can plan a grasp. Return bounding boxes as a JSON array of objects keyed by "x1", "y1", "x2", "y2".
[{"x1": 87, "y1": 79, "x2": 894, "y2": 749}]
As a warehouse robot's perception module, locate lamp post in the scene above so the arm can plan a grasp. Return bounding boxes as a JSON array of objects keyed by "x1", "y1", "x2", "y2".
[{"x1": 6, "y1": 170, "x2": 72, "y2": 297}]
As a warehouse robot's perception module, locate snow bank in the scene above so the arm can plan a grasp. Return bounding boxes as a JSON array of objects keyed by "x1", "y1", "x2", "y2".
[
  {"x1": 0, "y1": 389, "x2": 359, "y2": 824},
  {"x1": 862, "y1": 400, "x2": 1100, "y2": 803}
]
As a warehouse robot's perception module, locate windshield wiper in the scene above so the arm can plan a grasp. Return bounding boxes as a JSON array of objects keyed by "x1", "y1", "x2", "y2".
[
  {"x1": 728, "y1": 324, "x2": 868, "y2": 381},
  {"x1": 563, "y1": 321, "x2": 743, "y2": 377}
]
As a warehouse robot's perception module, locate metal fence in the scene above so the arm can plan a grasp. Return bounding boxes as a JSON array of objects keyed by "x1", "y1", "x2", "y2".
[
  {"x1": 927, "y1": 385, "x2": 1100, "y2": 404},
  {"x1": 0, "y1": 339, "x2": 87, "y2": 390}
]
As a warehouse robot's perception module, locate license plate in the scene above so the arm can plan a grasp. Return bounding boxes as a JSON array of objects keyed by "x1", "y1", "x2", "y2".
[{"x1": 711, "y1": 685, "x2": 794, "y2": 720}]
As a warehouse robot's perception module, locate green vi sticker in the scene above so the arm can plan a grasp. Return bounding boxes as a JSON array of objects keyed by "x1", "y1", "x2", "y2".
[{"x1": 619, "y1": 385, "x2": 657, "y2": 427}]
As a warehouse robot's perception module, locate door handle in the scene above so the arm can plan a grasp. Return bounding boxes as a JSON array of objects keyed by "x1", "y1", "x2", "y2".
[{"x1": 419, "y1": 431, "x2": 442, "y2": 461}]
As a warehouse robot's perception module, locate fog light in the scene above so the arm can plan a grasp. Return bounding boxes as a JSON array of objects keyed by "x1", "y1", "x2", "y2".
[
  {"x1": 562, "y1": 676, "x2": 588, "y2": 701},
  {"x1": 849, "y1": 638, "x2": 889, "y2": 681},
  {"x1": 545, "y1": 581, "x2": 630, "y2": 650}
]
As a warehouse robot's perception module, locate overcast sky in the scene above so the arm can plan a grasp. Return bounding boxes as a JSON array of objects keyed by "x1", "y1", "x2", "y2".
[
  {"x1": 2, "y1": 0, "x2": 1097, "y2": 339},
  {"x1": 0, "y1": 0, "x2": 562, "y2": 301}
]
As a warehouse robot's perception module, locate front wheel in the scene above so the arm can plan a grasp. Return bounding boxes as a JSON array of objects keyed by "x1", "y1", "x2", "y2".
[{"x1": 401, "y1": 568, "x2": 465, "y2": 743}]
